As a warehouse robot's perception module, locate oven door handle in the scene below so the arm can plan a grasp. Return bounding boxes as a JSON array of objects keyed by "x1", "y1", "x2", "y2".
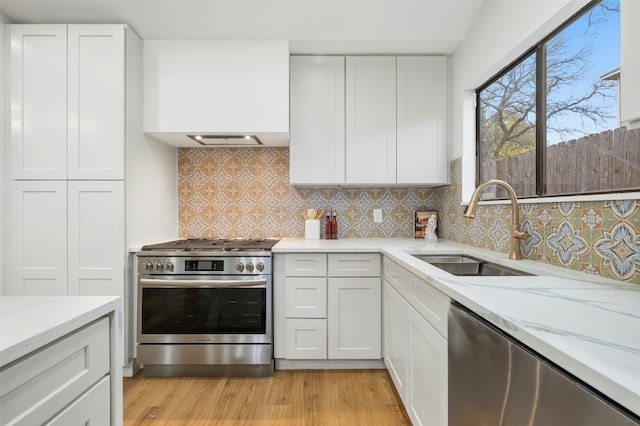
[{"x1": 139, "y1": 278, "x2": 268, "y2": 287}]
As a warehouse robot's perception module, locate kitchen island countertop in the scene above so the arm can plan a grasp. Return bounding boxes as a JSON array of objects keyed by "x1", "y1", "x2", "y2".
[
  {"x1": 0, "y1": 296, "x2": 122, "y2": 367},
  {"x1": 273, "y1": 238, "x2": 640, "y2": 418}
]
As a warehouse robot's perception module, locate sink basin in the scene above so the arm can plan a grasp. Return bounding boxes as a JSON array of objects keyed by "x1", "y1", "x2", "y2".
[{"x1": 412, "y1": 254, "x2": 534, "y2": 277}]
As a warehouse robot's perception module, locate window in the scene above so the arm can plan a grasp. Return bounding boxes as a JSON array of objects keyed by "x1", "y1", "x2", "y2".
[{"x1": 477, "y1": 0, "x2": 638, "y2": 198}]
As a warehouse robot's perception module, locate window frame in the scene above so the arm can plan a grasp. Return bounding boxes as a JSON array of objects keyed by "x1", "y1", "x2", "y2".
[{"x1": 475, "y1": 0, "x2": 631, "y2": 199}]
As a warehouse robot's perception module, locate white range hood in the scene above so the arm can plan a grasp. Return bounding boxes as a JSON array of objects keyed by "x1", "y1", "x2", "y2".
[{"x1": 143, "y1": 40, "x2": 290, "y2": 147}]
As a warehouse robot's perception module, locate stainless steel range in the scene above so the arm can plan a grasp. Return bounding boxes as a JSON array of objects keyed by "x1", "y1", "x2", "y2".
[{"x1": 136, "y1": 238, "x2": 279, "y2": 377}]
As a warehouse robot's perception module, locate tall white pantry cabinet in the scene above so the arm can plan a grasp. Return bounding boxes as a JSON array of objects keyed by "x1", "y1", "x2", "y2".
[{"x1": 8, "y1": 25, "x2": 133, "y2": 297}]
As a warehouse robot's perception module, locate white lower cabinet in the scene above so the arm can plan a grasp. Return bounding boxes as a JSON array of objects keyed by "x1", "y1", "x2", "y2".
[
  {"x1": 276, "y1": 253, "x2": 381, "y2": 361},
  {"x1": 285, "y1": 318, "x2": 328, "y2": 359},
  {"x1": 384, "y1": 282, "x2": 411, "y2": 401},
  {"x1": 408, "y1": 305, "x2": 447, "y2": 426},
  {"x1": 0, "y1": 318, "x2": 111, "y2": 426},
  {"x1": 328, "y1": 277, "x2": 381, "y2": 359},
  {"x1": 383, "y1": 257, "x2": 448, "y2": 426},
  {"x1": 9, "y1": 180, "x2": 125, "y2": 296}
]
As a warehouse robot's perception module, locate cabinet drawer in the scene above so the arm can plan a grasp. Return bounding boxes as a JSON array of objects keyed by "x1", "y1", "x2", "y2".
[
  {"x1": 45, "y1": 376, "x2": 110, "y2": 426},
  {"x1": 0, "y1": 317, "x2": 110, "y2": 426},
  {"x1": 285, "y1": 277, "x2": 327, "y2": 318},
  {"x1": 409, "y1": 276, "x2": 449, "y2": 338},
  {"x1": 328, "y1": 253, "x2": 380, "y2": 277},
  {"x1": 383, "y1": 258, "x2": 411, "y2": 298},
  {"x1": 285, "y1": 254, "x2": 327, "y2": 277},
  {"x1": 285, "y1": 319, "x2": 327, "y2": 359}
]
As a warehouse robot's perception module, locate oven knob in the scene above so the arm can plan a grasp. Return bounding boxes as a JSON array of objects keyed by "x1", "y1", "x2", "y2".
[
  {"x1": 246, "y1": 263, "x2": 254, "y2": 272},
  {"x1": 256, "y1": 262, "x2": 265, "y2": 272},
  {"x1": 235, "y1": 262, "x2": 245, "y2": 272},
  {"x1": 156, "y1": 262, "x2": 164, "y2": 270},
  {"x1": 145, "y1": 261, "x2": 153, "y2": 270},
  {"x1": 166, "y1": 262, "x2": 174, "y2": 272}
]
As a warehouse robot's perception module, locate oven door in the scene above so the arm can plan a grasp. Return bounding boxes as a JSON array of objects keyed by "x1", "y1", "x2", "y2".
[{"x1": 137, "y1": 274, "x2": 272, "y2": 345}]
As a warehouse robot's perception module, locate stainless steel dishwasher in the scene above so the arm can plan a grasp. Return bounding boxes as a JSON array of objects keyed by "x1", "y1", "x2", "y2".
[{"x1": 448, "y1": 302, "x2": 639, "y2": 426}]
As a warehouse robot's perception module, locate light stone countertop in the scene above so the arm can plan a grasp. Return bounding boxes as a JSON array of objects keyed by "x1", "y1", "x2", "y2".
[
  {"x1": 0, "y1": 296, "x2": 123, "y2": 367},
  {"x1": 273, "y1": 238, "x2": 640, "y2": 418}
]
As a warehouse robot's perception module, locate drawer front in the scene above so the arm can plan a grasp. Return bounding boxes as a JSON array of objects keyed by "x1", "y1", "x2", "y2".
[
  {"x1": 410, "y1": 275, "x2": 449, "y2": 338},
  {"x1": 328, "y1": 253, "x2": 380, "y2": 277},
  {"x1": 285, "y1": 253, "x2": 327, "y2": 277},
  {"x1": 383, "y1": 257, "x2": 410, "y2": 298},
  {"x1": 285, "y1": 277, "x2": 328, "y2": 318},
  {"x1": 45, "y1": 376, "x2": 110, "y2": 426},
  {"x1": 285, "y1": 319, "x2": 327, "y2": 359},
  {"x1": 0, "y1": 317, "x2": 110, "y2": 426}
]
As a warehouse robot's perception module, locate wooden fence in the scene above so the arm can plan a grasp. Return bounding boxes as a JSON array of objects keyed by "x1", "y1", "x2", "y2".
[{"x1": 481, "y1": 127, "x2": 640, "y2": 197}]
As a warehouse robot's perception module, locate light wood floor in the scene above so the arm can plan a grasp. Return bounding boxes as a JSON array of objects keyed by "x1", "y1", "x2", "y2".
[{"x1": 123, "y1": 369, "x2": 411, "y2": 425}]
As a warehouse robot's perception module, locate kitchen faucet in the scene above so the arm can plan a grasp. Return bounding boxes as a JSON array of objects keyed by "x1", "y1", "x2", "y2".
[{"x1": 464, "y1": 179, "x2": 530, "y2": 260}]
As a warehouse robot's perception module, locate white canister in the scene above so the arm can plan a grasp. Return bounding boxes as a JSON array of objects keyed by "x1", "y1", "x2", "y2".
[{"x1": 305, "y1": 219, "x2": 320, "y2": 240}]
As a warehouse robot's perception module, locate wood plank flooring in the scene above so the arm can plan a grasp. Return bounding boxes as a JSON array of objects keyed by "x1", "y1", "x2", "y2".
[{"x1": 123, "y1": 369, "x2": 411, "y2": 425}]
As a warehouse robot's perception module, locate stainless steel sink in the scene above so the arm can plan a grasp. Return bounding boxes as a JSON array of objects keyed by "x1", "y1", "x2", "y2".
[{"x1": 412, "y1": 254, "x2": 534, "y2": 276}]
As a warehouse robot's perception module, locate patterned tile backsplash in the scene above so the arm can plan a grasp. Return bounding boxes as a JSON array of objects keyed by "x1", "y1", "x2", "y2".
[
  {"x1": 178, "y1": 147, "x2": 437, "y2": 239},
  {"x1": 435, "y1": 158, "x2": 640, "y2": 284},
  {"x1": 178, "y1": 147, "x2": 639, "y2": 284}
]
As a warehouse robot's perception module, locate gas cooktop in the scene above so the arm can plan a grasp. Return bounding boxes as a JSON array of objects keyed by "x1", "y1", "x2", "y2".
[{"x1": 140, "y1": 238, "x2": 280, "y2": 253}]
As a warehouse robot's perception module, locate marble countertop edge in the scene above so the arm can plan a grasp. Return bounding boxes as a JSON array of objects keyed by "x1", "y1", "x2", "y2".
[{"x1": 0, "y1": 296, "x2": 123, "y2": 367}]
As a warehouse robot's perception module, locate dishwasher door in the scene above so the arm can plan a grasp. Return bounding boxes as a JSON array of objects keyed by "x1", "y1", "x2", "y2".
[{"x1": 448, "y1": 302, "x2": 639, "y2": 426}]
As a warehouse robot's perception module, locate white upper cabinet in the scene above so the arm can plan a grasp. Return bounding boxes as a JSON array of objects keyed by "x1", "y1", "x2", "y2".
[
  {"x1": 10, "y1": 24, "x2": 126, "y2": 180},
  {"x1": 620, "y1": 0, "x2": 640, "y2": 129},
  {"x1": 289, "y1": 55, "x2": 448, "y2": 186},
  {"x1": 346, "y1": 56, "x2": 397, "y2": 185},
  {"x1": 10, "y1": 26, "x2": 67, "y2": 180},
  {"x1": 290, "y1": 56, "x2": 346, "y2": 185},
  {"x1": 67, "y1": 25, "x2": 125, "y2": 180},
  {"x1": 397, "y1": 57, "x2": 448, "y2": 185}
]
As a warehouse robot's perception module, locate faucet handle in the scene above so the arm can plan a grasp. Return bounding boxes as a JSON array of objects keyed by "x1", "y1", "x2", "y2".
[{"x1": 514, "y1": 228, "x2": 530, "y2": 240}]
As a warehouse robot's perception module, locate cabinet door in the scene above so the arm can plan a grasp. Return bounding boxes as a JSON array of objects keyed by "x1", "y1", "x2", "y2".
[
  {"x1": 285, "y1": 319, "x2": 327, "y2": 359},
  {"x1": 328, "y1": 277, "x2": 381, "y2": 359},
  {"x1": 67, "y1": 25, "x2": 125, "y2": 180},
  {"x1": 384, "y1": 281, "x2": 411, "y2": 403},
  {"x1": 397, "y1": 57, "x2": 448, "y2": 185},
  {"x1": 409, "y1": 309, "x2": 447, "y2": 426},
  {"x1": 68, "y1": 181, "x2": 125, "y2": 296},
  {"x1": 9, "y1": 181, "x2": 67, "y2": 295},
  {"x1": 285, "y1": 277, "x2": 327, "y2": 318},
  {"x1": 10, "y1": 25, "x2": 67, "y2": 180},
  {"x1": 290, "y1": 56, "x2": 346, "y2": 185},
  {"x1": 346, "y1": 56, "x2": 396, "y2": 184}
]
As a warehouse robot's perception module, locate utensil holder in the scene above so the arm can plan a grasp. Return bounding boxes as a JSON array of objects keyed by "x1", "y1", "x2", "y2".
[{"x1": 305, "y1": 219, "x2": 320, "y2": 240}]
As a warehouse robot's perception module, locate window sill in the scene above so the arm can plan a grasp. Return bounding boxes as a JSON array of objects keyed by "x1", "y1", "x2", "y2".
[{"x1": 460, "y1": 191, "x2": 640, "y2": 206}]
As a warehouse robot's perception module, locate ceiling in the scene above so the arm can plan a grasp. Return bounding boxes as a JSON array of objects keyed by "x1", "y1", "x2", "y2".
[{"x1": 0, "y1": 0, "x2": 486, "y2": 54}]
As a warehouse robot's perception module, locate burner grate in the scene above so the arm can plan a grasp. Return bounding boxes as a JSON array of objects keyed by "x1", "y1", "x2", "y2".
[{"x1": 141, "y1": 238, "x2": 279, "y2": 252}]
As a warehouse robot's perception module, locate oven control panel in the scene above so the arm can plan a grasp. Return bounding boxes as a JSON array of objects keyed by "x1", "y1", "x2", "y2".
[{"x1": 137, "y1": 255, "x2": 272, "y2": 275}]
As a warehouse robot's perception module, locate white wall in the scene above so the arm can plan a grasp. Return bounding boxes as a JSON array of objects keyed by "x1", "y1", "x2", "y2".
[
  {"x1": 125, "y1": 29, "x2": 178, "y2": 247},
  {"x1": 1, "y1": 12, "x2": 11, "y2": 296},
  {"x1": 449, "y1": 0, "x2": 590, "y2": 201}
]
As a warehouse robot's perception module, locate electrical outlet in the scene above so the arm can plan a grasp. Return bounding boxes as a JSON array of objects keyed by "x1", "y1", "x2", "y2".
[{"x1": 373, "y1": 209, "x2": 383, "y2": 223}]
